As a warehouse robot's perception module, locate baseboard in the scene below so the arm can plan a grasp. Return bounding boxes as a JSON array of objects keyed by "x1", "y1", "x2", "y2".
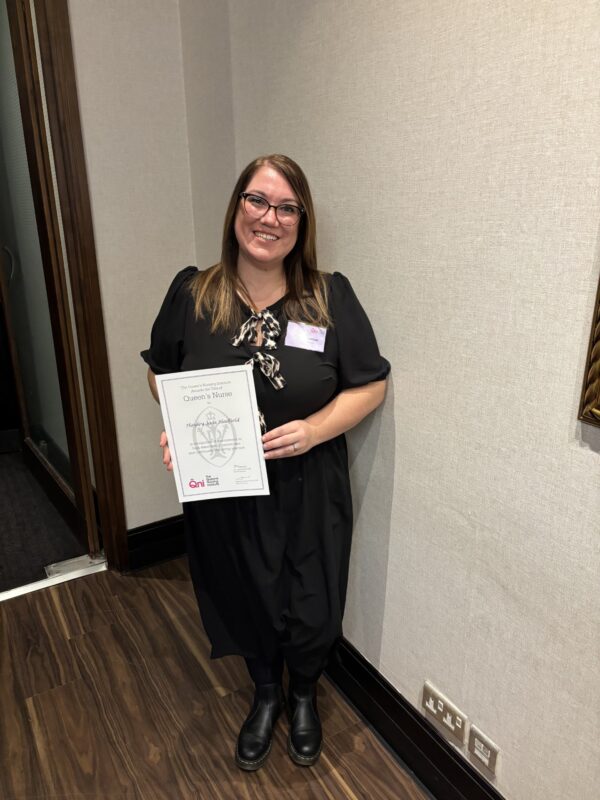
[
  {"x1": 324, "y1": 638, "x2": 505, "y2": 800},
  {"x1": 127, "y1": 514, "x2": 185, "y2": 571}
]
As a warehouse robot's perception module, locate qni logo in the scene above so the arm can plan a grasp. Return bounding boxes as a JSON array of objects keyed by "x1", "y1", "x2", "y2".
[{"x1": 189, "y1": 478, "x2": 205, "y2": 489}]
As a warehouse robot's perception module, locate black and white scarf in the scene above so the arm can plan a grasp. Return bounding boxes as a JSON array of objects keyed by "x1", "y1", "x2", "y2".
[
  {"x1": 231, "y1": 308, "x2": 286, "y2": 394},
  {"x1": 231, "y1": 309, "x2": 281, "y2": 350}
]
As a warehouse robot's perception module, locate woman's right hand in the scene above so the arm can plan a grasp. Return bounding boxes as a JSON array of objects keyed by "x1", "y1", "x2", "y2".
[{"x1": 159, "y1": 430, "x2": 173, "y2": 471}]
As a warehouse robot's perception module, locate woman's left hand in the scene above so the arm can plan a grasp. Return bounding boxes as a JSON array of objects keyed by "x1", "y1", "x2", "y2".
[{"x1": 262, "y1": 420, "x2": 317, "y2": 459}]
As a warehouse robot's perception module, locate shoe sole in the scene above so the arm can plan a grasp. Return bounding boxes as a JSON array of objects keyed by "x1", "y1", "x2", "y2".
[{"x1": 287, "y1": 737, "x2": 322, "y2": 767}]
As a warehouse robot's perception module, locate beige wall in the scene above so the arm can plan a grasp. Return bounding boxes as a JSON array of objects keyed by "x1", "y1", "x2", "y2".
[
  {"x1": 69, "y1": 0, "x2": 237, "y2": 527},
  {"x1": 68, "y1": 0, "x2": 195, "y2": 526},
  {"x1": 180, "y1": 0, "x2": 235, "y2": 266},
  {"x1": 227, "y1": 2, "x2": 600, "y2": 799},
  {"x1": 69, "y1": 0, "x2": 600, "y2": 797}
]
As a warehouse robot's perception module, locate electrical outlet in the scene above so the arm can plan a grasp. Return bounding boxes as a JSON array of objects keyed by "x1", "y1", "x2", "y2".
[
  {"x1": 468, "y1": 725, "x2": 499, "y2": 776},
  {"x1": 422, "y1": 681, "x2": 468, "y2": 746}
]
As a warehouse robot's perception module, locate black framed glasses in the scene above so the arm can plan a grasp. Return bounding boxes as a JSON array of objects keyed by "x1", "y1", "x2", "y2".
[{"x1": 239, "y1": 192, "x2": 304, "y2": 227}]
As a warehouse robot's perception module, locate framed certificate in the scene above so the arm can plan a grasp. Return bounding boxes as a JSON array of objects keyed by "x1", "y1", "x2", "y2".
[{"x1": 155, "y1": 364, "x2": 269, "y2": 502}]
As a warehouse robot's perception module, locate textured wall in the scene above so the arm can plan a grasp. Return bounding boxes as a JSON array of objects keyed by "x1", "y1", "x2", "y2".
[
  {"x1": 68, "y1": 0, "x2": 195, "y2": 526},
  {"x1": 228, "y1": 2, "x2": 600, "y2": 798},
  {"x1": 179, "y1": 0, "x2": 235, "y2": 267}
]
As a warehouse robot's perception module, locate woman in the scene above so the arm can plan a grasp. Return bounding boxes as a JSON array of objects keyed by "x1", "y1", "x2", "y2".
[{"x1": 141, "y1": 154, "x2": 389, "y2": 771}]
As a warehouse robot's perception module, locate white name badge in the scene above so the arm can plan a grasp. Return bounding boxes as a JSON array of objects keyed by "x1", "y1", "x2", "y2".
[{"x1": 285, "y1": 321, "x2": 327, "y2": 352}]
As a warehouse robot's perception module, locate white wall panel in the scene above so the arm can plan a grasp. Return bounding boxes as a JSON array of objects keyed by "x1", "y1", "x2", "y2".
[
  {"x1": 68, "y1": 0, "x2": 195, "y2": 526},
  {"x1": 180, "y1": 0, "x2": 235, "y2": 266}
]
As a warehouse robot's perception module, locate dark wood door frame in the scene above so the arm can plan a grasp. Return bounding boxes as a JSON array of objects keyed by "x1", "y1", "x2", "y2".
[{"x1": 7, "y1": 0, "x2": 128, "y2": 570}]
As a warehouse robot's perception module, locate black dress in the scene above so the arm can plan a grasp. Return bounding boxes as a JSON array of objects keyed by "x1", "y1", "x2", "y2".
[{"x1": 141, "y1": 267, "x2": 390, "y2": 680}]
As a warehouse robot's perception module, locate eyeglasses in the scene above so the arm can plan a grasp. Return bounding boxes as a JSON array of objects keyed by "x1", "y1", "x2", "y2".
[{"x1": 239, "y1": 192, "x2": 304, "y2": 227}]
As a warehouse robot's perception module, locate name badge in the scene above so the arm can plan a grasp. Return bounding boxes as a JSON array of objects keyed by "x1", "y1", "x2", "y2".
[{"x1": 285, "y1": 321, "x2": 327, "y2": 352}]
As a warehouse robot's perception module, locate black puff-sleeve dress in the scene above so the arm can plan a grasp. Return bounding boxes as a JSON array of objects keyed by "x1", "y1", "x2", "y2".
[{"x1": 141, "y1": 267, "x2": 390, "y2": 680}]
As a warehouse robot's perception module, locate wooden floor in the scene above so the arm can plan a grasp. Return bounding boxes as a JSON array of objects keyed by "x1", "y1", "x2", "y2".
[{"x1": 0, "y1": 556, "x2": 431, "y2": 799}]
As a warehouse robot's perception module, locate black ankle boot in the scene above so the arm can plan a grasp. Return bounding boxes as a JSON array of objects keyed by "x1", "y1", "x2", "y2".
[
  {"x1": 235, "y1": 683, "x2": 285, "y2": 771},
  {"x1": 287, "y1": 682, "x2": 322, "y2": 766}
]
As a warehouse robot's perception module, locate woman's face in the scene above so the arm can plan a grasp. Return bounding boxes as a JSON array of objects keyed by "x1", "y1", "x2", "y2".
[{"x1": 234, "y1": 165, "x2": 300, "y2": 272}]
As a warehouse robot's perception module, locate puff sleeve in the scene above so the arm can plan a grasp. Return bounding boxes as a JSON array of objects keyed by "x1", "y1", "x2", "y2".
[
  {"x1": 330, "y1": 272, "x2": 390, "y2": 391},
  {"x1": 140, "y1": 266, "x2": 197, "y2": 374}
]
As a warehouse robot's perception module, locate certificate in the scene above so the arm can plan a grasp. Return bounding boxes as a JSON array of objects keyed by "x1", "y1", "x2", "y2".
[{"x1": 155, "y1": 365, "x2": 269, "y2": 502}]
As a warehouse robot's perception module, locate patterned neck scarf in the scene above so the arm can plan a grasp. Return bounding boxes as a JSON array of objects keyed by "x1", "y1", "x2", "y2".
[
  {"x1": 231, "y1": 308, "x2": 286, "y2": 392},
  {"x1": 231, "y1": 308, "x2": 281, "y2": 350}
]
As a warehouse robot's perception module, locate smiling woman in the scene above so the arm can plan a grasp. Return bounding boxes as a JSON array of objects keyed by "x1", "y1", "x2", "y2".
[
  {"x1": 234, "y1": 165, "x2": 301, "y2": 279},
  {"x1": 141, "y1": 154, "x2": 390, "y2": 772}
]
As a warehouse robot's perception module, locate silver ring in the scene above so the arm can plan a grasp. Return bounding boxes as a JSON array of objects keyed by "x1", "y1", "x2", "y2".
[{"x1": 293, "y1": 442, "x2": 298, "y2": 451}]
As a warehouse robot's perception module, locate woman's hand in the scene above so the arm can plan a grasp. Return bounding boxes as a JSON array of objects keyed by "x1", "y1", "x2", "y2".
[
  {"x1": 159, "y1": 430, "x2": 173, "y2": 471},
  {"x1": 262, "y1": 382, "x2": 387, "y2": 460},
  {"x1": 262, "y1": 420, "x2": 318, "y2": 459}
]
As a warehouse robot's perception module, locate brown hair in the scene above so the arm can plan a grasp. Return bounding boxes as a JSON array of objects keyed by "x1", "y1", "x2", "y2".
[{"x1": 189, "y1": 154, "x2": 331, "y2": 333}]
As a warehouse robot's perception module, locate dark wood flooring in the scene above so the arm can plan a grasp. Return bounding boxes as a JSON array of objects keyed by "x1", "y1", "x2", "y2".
[{"x1": 0, "y1": 556, "x2": 431, "y2": 799}]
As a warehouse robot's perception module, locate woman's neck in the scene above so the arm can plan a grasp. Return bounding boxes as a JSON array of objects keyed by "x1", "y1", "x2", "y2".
[{"x1": 237, "y1": 259, "x2": 286, "y2": 311}]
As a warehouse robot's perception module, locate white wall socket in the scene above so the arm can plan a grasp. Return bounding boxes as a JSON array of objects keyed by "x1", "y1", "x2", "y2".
[
  {"x1": 422, "y1": 681, "x2": 468, "y2": 746},
  {"x1": 468, "y1": 724, "x2": 499, "y2": 777}
]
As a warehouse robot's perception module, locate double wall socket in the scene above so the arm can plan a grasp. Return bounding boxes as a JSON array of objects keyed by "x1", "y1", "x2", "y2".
[
  {"x1": 468, "y1": 725, "x2": 499, "y2": 775},
  {"x1": 422, "y1": 681, "x2": 500, "y2": 777},
  {"x1": 422, "y1": 681, "x2": 467, "y2": 746}
]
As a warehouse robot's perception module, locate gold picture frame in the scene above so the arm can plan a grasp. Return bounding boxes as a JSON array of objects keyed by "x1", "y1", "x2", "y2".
[{"x1": 579, "y1": 280, "x2": 600, "y2": 426}]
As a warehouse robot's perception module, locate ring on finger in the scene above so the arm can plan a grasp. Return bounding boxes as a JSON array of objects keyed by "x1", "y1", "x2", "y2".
[{"x1": 293, "y1": 442, "x2": 298, "y2": 452}]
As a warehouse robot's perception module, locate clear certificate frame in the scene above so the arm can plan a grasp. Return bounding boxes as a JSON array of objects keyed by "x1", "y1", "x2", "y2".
[{"x1": 155, "y1": 364, "x2": 269, "y2": 502}]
